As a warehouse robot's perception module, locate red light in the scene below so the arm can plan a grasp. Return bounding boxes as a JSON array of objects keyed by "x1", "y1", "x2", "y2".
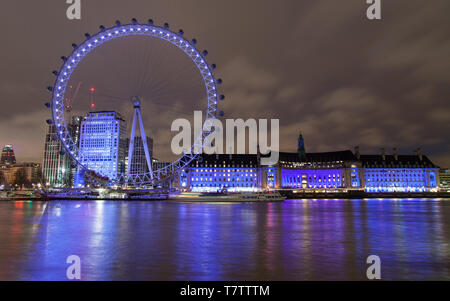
[
  {"x1": 69, "y1": 85, "x2": 73, "y2": 89},
  {"x1": 90, "y1": 87, "x2": 95, "y2": 92},
  {"x1": 90, "y1": 103, "x2": 95, "y2": 108}
]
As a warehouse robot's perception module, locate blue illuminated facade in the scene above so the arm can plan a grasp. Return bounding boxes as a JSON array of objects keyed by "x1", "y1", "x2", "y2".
[
  {"x1": 181, "y1": 149, "x2": 440, "y2": 193},
  {"x1": 263, "y1": 150, "x2": 361, "y2": 191},
  {"x1": 77, "y1": 112, "x2": 127, "y2": 183},
  {"x1": 280, "y1": 168, "x2": 343, "y2": 189},
  {"x1": 184, "y1": 154, "x2": 260, "y2": 192},
  {"x1": 360, "y1": 152, "x2": 439, "y2": 193}
]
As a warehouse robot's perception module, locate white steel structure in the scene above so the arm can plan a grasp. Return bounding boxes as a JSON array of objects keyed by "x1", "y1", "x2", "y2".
[{"x1": 127, "y1": 97, "x2": 153, "y2": 184}]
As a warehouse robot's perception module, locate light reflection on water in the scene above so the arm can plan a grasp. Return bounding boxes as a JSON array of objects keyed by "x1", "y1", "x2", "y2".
[{"x1": 0, "y1": 199, "x2": 449, "y2": 280}]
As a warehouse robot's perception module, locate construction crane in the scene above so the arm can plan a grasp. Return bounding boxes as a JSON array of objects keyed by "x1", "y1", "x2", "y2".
[
  {"x1": 89, "y1": 87, "x2": 95, "y2": 109},
  {"x1": 65, "y1": 82, "x2": 82, "y2": 112}
]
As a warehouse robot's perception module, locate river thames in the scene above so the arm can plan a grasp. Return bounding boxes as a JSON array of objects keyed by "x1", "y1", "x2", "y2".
[{"x1": 0, "y1": 198, "x2": 449, "y2": 280}]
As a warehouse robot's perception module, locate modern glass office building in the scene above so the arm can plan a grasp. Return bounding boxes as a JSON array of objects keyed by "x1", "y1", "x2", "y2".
[
  {"x1": 42, "y1": 116, "x2": 83, "y2": 187},
  {"x1": 42, "y1": 125, "x2": 71, "y2": 187},
  {"x1": 77, "y1": 112, "x2": 127, "y2": 181},
  {"x1": 126, "y1": 136, "x2": 153, "y2": 176}
]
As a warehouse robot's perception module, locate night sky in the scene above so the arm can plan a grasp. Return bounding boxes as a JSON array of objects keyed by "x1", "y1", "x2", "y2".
[{"x1": 0, "y1": 0, "x2": 449, "y2": 166}]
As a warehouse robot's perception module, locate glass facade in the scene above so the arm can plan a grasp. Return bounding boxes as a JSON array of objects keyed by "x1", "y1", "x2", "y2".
[
  {"x1": 126, "y1": 136, "x2": 153, "y2": 176},
  {"x1": 78, "y1": 112, "x2": 127, "y2": 181}
]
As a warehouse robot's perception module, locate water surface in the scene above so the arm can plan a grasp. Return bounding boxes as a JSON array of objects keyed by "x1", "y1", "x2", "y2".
[{"x1": 0, "y1": 199, "x2": 449, "y2": 280}]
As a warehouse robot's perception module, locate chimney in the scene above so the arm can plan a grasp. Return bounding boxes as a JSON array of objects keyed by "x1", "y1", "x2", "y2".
[
  {"x1": 354, "y1": 146, "x2": 360, "y2": 160},
  {"x1": 393, "y1": 148, "x2": 398, "y2": 161},
  {"x1": 417, "y1": 148, "x2": 423, "y2": 161}
]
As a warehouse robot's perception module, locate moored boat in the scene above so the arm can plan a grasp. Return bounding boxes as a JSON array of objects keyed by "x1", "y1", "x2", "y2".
[{"x1": 169, "y1": 191, "x2": 286, "y2": 202}]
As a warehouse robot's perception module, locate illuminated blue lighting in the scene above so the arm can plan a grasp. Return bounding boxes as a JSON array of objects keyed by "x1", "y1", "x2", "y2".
[
  {"x1": 266, "y1": 167, "x2": 276, "y2": 188},
  {"x1": 187, "y1": 167, "x2": 258, "y2": 192},
  {"x1": 50, "y1": 22, "x2": 220, "y2": 185},
  {"x1": 364, "y1": 168, "x2": 437, "y2": 193},
  {"x1": 77, "y1": 112, "x2": 126, "y2": 181},
  {"x1": 351, "y1": 167, "x2": 360, "y2": 188},
  {"x1": 281, "y1": 168, "x2": 342, "y2": 189}
]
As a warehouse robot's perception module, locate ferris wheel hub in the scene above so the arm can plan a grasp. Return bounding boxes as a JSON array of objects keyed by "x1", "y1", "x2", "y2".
[{"x1": 132, "y1": 96, "x2": 141, "y2": 108}]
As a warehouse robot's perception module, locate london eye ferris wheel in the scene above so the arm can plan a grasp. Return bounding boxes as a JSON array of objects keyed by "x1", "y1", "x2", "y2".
[{"x1": 45, "y1": 18, "x2": 225, "y2": 187}]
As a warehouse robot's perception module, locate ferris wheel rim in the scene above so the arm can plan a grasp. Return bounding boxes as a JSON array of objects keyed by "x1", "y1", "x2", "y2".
[{"x1": 49, "y1": 20, "x2": 221, "y2": 185}]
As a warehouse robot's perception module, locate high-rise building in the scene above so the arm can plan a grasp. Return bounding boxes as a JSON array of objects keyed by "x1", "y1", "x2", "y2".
[
  {"x1": 42, "y1": 116, "x2": 83, "y2": 188},
  {"x1": 1, "y1": 145, "x2": 16, "y2": 165},
  {"x1": 77, "y1": 112, "x2": 127, "y2": 181},
  {"x1": 68, "y1": 116, "x2": 83, "y2": 186},
  {"x1": 126, "y1": 136, "x2": 153, "y2": 176},
  {"x1": 42, "y1": 125, "x2": 71, "y2": 187}
]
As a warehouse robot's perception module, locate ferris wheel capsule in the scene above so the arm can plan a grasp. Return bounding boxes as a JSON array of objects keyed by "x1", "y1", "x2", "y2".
[
  {"x1": 148, "y1": 19, "x2": 154, "y2": 25},
  {"x1": 131, "y1": 18, "x2": 138, "y2": 25},
  {"x1": 99, "y1": 25, "x2": 105, "y2": 31},
  {"x1": 219, "y1": 95, "x2": 225, "y2": 101},
  {"x1": 46, "y1": 119, "x2": 53, "y2": 125},
  {"x1": 61, "y1": 56, "x2": 67, "y2": 62},
  {"x1": 47, "y1": 86, "x2": 53, "y2": 92},
  {"x1": 115, "y1": 20, "x2": 121, "y2": 26},
  {"x1": 191, "y1": 39, "x2": 197, "y2": 45},
  {"x1": 202, "y1": 50, "x2": 208, "y2": 57},
  {"x1": 178, "y1": 29, "x2": 184, "y2": 36},
  {"x1": 218, "y1": 111, "x2": 224, "y2": 117},
  {"x1": 84, "y1": 33, "x2": 91, "y2": 39},
  {"x1": 217, "y1": 78, "x2": 222, "y2": 85},
  {"x1": 72, "y1": 43, "x2": 78, "y2": 49},
  {"x1": 52, "y1": 70, "x2": 59, "y2": 76},
  {"x1": 44, "y1": 102, "x2": 51, "y2": 108},
  {"x1": 210, "y1": 64, "x2": 216, "y2": 70},
  {"x1": 164, "y1": 23, "x2": 169, "y2": 29}
]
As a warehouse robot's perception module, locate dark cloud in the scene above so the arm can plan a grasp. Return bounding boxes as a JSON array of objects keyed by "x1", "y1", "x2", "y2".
[{"x1": 0, "y1": 0, "x2": 449, "y2": 166}]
